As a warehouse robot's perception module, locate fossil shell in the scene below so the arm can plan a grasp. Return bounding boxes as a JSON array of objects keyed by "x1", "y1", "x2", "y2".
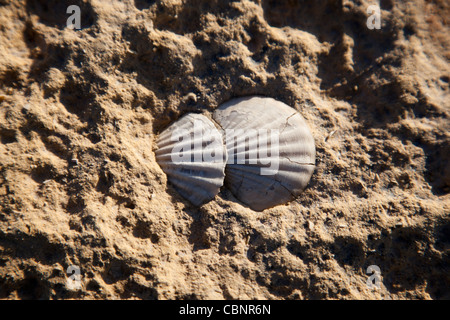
[
  {"x1": 155, "y1": 113, "x2": 227, "y2": 206},
  {"x1": 213, "y1": 96, "x2": 315, "y2": 211}
]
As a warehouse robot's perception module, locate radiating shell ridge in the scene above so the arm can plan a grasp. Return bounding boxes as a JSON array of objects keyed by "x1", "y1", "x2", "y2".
[
  {"x1": 213, "y1": 96, "x2": 316, "y2": 211},
  {"x1": 155, "y1": 113, "x2": 227, "y2": 206}
]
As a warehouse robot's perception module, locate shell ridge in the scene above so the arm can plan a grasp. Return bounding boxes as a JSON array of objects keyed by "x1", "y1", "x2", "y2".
[
  {"x1": 155, "y1": 113, "x2": 226, "y2": 206},
  {"x1": 213, "y1": 96, "x2": 316, "y2": 210}
]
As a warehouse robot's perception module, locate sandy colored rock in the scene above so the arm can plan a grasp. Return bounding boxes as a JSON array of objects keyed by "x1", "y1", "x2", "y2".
[{"x1": 0, "y1": 0, "x2": 449, "y2": 299}]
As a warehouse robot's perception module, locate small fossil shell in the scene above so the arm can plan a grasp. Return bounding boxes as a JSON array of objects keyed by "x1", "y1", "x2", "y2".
[
  {"x1": 155, "y1": 113, "x2": 227, "y2": 206},
  {"x1": 213, "y1": 96, "x2": 315, "y2": 211}
]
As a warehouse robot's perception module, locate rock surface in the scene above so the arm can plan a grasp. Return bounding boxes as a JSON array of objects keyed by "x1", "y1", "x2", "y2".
[{"x1": 0, "y1": 0, "x2": 449, "y2": 299}]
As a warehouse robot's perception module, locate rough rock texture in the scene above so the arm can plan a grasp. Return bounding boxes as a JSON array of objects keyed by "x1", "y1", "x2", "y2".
[{"x1": 0, "y1": 0, "x2": 449, "y2": 299}]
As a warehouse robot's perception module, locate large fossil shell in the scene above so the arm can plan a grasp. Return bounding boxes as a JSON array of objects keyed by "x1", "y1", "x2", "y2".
[
  {"x1": 155, "y1": 113, "x2": 227, "y2": 206},
  {"x1": 213, "y1": 96, "x2": 315, "y2": 211}
]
